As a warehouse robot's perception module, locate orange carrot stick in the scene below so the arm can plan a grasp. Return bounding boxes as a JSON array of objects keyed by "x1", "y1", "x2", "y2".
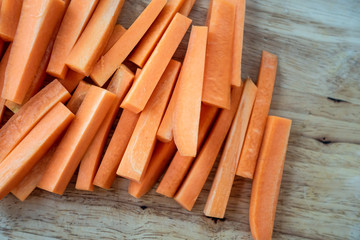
[
  {"x1": 121, "y1": 13, "x2": 191, "y2": 113},
  {"x1": 204, "y1": 78, "x2": 257, "y2": 218},
  {"x1": 173, "y1": 26, "x2": 207, "y2": 157},
  {"x1": 59, "y1": 70, "x2": 85, "y2": 93},
  {"x1": 37, "y1": 86, "x2": 116, "y2": 195},
  {"x1": 174, "y1": 86, "x2": 243, "y2": 211},
  {"x1": 134, "y1": 68, "x2": 142, "y2": 80},
  {"x1": 66, "y1": 81, "x2": 92, "y2": 114},
  {"x1": 236, "y1": 51, "x2": 278, "y2": 179},
  {"x1": 0, "y1": 44, "x2": 9, "y2": 120},
  {"x1": 249, "y1": 116, "x2": 292, "y2": 240},
  {"x1": 90, "y1": 0, "x2": 167, "y2": 86},
  {"x1": 179, "y1": 0, "x2": 196, "y2": 16},
  {"x1": 0, "y1": 99, "x2": 4, "y2": 123},
  {"x1": 117, "y1": 60, "x2": 180, "y2": 182},
  {"x1": 0, "y1": 103, "x2": 74, "y2": 200},
  {"x1": 103, "y1": 24, "x2": 126, "y2": 54},
  {"x1": 0, "y1": 0, "x2": 23, "y2": 41}
]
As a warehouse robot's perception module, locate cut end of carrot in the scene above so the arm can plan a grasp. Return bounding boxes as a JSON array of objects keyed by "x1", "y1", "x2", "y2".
[
  {"x1": 120, "y1": 100, "x2": 142, "y2": 114},
  {"x1": 173, "y1": 194, "x2": 194, "y2": 211}
]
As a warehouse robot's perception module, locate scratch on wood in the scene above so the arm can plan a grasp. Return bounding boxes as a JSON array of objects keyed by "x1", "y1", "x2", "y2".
[
  {"x1": 316, "y1": 137, "x2": 332, "y2": 145},
  {"x1": 327, "y1": 97, "x2": 349, "y2": 103}
]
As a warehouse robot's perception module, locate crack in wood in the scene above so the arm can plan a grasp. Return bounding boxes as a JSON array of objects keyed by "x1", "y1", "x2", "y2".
[{"x1": 327, "y1": 97, "x2": 349, "y2": 103}]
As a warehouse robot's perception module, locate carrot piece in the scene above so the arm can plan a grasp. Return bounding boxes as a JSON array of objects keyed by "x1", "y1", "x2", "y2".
[
  {"x1": 47, "y1": 0, "x2": 99, "y2": 79},
  {"x1": 0, "y1": 80, "x2": 70, "y2": 163},
  {"x1": 103, "y1": 24, "x2": 126, "y2": 54},
  {"x1": 179, "y1": 0, "x2": 196, "y2": 16},
  {"x1": 93, "y1": 109, "x2": 140, "y2": 189},
  {"x1": 37, "y1": 86, "x2": 116, "y2": 195},
  {"x1": 204, "y1": 78, "x2": 257, "y2": 218},
  {"x1": 121, "y1": 14, "x2": 191, "y2": 113},
  {"x1": 128, "y1": 140, "x2": 177, "y2": 198},
  {"x1": 0, "y1": 0, "x2": 23, "y2": 41},
  {"x1": 236, "y1": 51, "x2": 278, "y2": 179},
  {"x1": 134, "y1": 68, "x2": 142, "y2": 80},
  {"x1": 65, "y1": 0, "x2": 125, "y2": 76},
  {"x1": 249, "y1": 116, "x2": 292, "y2": 240},
  {"x1": 174, "y1": 86, "x2": 243, "y2": 211},
  {"x1": 173, "y1": 26, "x2": 207, "y2": 157},
  {"x1": 129, "y1": 0, "x2": 185, "y2": 68},
  {"x1": 0, "y1": 44, "x2": 9, "y2": 118},
  {"x1": 0, "y1": 99, "x2": 4, "y2": 123},
  {"x1": 156, "y1": 104, "x2": 218, "y2": 197},
  {"x1": 117, "y1": 60, "x2": 180, "y2": 182},
  {"x1": 66, "y1": 81, "x2": 92, "y2": 114},
  {"x1": 202, "y1": 0, "x2": 236, "y2": 109},
  {"x1": 75, "y1": 65, "x2": 134, "y2": 191},
  {"x1": 58, "y1": 70, "x2": 85, "y2": 93},
  {"x1": 90, "y1": 0, "x2": 167, "y2": 86},
  {"x1": 0, "y1": 103, "x2": 74, "y2": 200}
]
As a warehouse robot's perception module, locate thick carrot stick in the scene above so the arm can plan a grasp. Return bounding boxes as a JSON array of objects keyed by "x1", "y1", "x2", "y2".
[
  {"x1": 117, "y1": 60, "x2": 180, "y2": 182},
  {"x1": 66, "y1": 81, "x2": 92, "y2": 114},
  {"x1": 129, "y1": 0, "x2": 185, "y2": 68},
  {"x1": 249, "y1": 116, "x2": 292, "y2": 240},
  {"x1": 90, "y1": 0, "x2": 167, "y2": 86},
  {"x1": 179, "y1": 0, "x2": 196, "y2": 16},
  {"x1": 236, "y1": 51, "x2": 278, "y2": 179},
  {"x1": 173, "y1": 26, "x2": 207, "y2": 157},
  {"x1": 37, "y1": 86, "x2": 116, "y2": 195},
  {"x1": 121, "y1": 14, "x2": 191, "y2": 113},
  {"x1": 59, "y1": 70, "x2": 85, "y2": 93},
  {"x1": 204, "y1": 78, "x2": 257, "y2": 218},
  {"x1": 76, "y1": 65, "x2": 134, "y2": 191},
  {"x1": 0, "y1": 44, "x2": 9, "y2": 118},
  {"x1": 202, "y1": 0, "x2": 236, "y2": 109},
  {"x1": 0, "y1": 103, "x2": 74, "y2": 200},
  {"x1": 103, "y1": 24, "x2": 126, "y2": 54},
  {"x1": 174, "y1": 86, "x2": 243, "y2": 211},
  {"x1": 65, "y1": 0, "x2": 124, "y2": 76},
  {"x1": 0, "y1": 0, "x2": 23, "y2": 41}
]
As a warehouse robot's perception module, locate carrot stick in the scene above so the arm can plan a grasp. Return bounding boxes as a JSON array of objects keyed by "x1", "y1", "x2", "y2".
[
  {"x1": 93, "y1": 109, "x2": 140, "y2": 189},
  {"x1": 37, "y1": 86, "x2": 116, "y2": 195},
  {"x1": 103, "y1": 24, "x2": 126, "y2": 54},
  {"x1": 2, "y1": 0, "x2": 65, "y2": 104},
  {"x1": 65, "y1": 0, "x2": 125, "y2": 76},
  {"x1": 173, "y1": 26, "x2": 207, "y2": 157},
  {"x1": 134, "y1": 68, "x2": 142, "y2": 80},
  {"x1": 90, "y1": 0, "x2": 167, "y2": 86},
  {"x1": 236, "y1": 51, "x2": 278, "y2": 179},
  {"x1": 0, "y1": 0, "x2": 23, "y2": 41},
  {"x1": 76, "y1": 65, "x2": 134, "y2": 191},
  {"x1": 249, "y1": 116, "x2": 292, "y2": 240},
  {"x1": 58, "y1": 70, "x2": 85, "y2": 93},
  {"x1": 202, "y1": 0, "x2": 236, "y2": 109},
  {"x1": 204, "y1": 78, "x2": 257, "y2": 218},
  {"x1": 179, "y1": 0, "x2": 196, "y2": 16},
  {"x1": 0, "y1": 103, "x2": 74, "y2": 200},
  {"x1": 117, "y1": 60, "x2": 180, "y2": 182},
  {"x1": 0, "y1": 98, "x2": 4, "y2": 123},
  {"x1": 0, "y1": 44, "x2": 9, "y2": 117},
  {"x1": 66, "y1": 81, "x2": 92, "y2": 114},
  {"x1": 174, "y1": 86, "x2": 243, "y2": 211},
  {"x1": 129, "y1": 0, "x2": 185, "y2": 68},
  {"x1": 156, "y1": 104, "x2": 218, "y2": 197},
  {"x1": 121, "y1": 13, "x2": 191, "y2": 113}
]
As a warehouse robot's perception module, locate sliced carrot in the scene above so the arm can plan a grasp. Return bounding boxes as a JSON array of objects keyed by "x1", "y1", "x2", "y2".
[
  {"x1": 204, "y1": 78, "x2": 257, "y2": 218},
  {"x1": 0, "y1": 103, "x2": 74, "y2": 200},
  {"x1": 75, "y1": 65, "x2": 134, "y2": 191},
  {"x1": 236, "y1": 51, "x2": 278, "y2": 179},
  {"x1": 59, "y1": 70, "x2": 85, "y2": 93},
  {"x1": 0, "y1": 98, "x2": 4, "y2": 123},
  {"x1": 0, "y1": 44, "x2": 9, "y2": 117},
  {"x1": 179, "y1": 0, "x2": 196, "y2": 16},
  {"x1": 174, "y1": 86, "x2": 243, "y2": 211},
  {"x1": 0, "y1": 0, "x2": 23, "y2": 41},
  {"x1": 121, "y1": 14, "x2": 191, "y2": 113},
  {"x1": 117, "y1": 60, "x2": 180, "y2": 182},
  {"x1": 202, "y1": 0, "x2": 236, "y2": 109},
  {"x1": 37, "y1": 86, "x2": 116, "y2": 195},
  {"x1": 156, "y1": 104, "x2": 218, "y2": 197},
  {"x1": 128, "y1": 140, "x2": 177, "y2": 198},
  {"x1": 249, "y1": 116, "x2": 292, "y2": 240},
  {"x1": 134, "y1": 68, "x2": 142, "y2": 80},
  {"x1": 129, "y1": 0, "x2": 185, "y2": 68},
  {"x1": 103, "y1": 24, "x2": 126, "y2": 54},
  {"x1": 173, "y1": 26, "x2": 207, "y2": 157},
  {"x1": 65, "y1": 0, "x2": 125, "y2": 76},
  {"x1": 66, "y1": 81, "x2": 92, "y2": 114}
]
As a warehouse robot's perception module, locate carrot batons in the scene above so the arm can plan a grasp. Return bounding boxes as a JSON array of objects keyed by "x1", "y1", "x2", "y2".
[
  {"x1": 236, "y1": 51, "x2": 278, "y2": 179},
  {"x1": 103, "y1": 24, "x2": 126, "y2": 54},
  {"x1": 179, "y1": 0, "x2": 196, "y2": 16},
  {"x1": 66, "y1": 81, "x2": 92, "y2": 114},
  {"x1": 202, "y1": 0, "x2": 235, "y2": 109},
  {"x1": 249, "y1": 116, "x2": 291, "y2": 240},
  {"x1": 0, "y1": 103, "x2": 74, "y2": 200},
  {"x1": 65, "y1": 0, "x2": 125, "y2": 76},
  {"x1": 117, "y1": 60, "x2": 180, "y2": 182},
  {"x1": 129, "y1": 0, "x2": 185, "y2": 68},
  {"x1": 0, "y1": 0, "x2": 23, "y2": 41},
  {"x1": 121, "y1": 13, "x2": 191, "y2": 113},
  {"x1": 38, "y1": 86, "x2": 116, "y2": 195},
  {"x1": 90, "y1": 0, "x2": 167, "y2": 86},
  {"x1": 204, "y1": 78, "x2": 257, "y2": 218},
  {"x1": 173, "y1": 26, "x2": 207, "y2": 157},
  {"x1": 59, "y1": 70, "x2": 85, "y2": 93},
  {"x1": 174, "y1": 86, "x2": 243, "y2": 211}
]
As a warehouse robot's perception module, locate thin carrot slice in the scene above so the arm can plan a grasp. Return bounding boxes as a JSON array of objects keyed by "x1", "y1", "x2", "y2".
[
  {"x1": 174, "y1": 86, "x2": 243, "y2": 211},
  {"x1": 179, "y1": 0, "x2": 196, "y2": 16},
  {"x1": 66, "y1": 81, "x2": 92, "y2": 114},
  {"x1": 117, "y1": 60, "x2": 180, "y2": 182},
  {"x1": 249, "y1": 116, "x2": 292, "y2": 240},
  {"x1": 0, "y1": 103, "x2": 74, "y2": 200},
  {"x1": 173, "y1": 26, "x2": 207, "y2": 157},
  {"x1": 0, "y1": 0, "x2": 23, "y2": 41},
  {"x1": 103, "y1": 24, "x2": 126, "y2": 54},
  {"x1": 204, "y1": 78, "x2": 257, "y2": 218},
  {"x1": 59, "y1": 70, "x2": 85, "y2": 93},
  {"x1": 90, "y1": 0, "x2": 167, "y2": 86},
  {"x1": 37, "y1": 86, "x2": 116, "y2": 195},
  {"x1": 236, "y1": 51, "x2": 278, "y2": 179}
]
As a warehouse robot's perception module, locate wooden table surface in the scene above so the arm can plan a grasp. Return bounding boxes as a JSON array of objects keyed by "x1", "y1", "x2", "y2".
[{"x1": 1, "y1": 0, "x2": 359, "y2": 239}]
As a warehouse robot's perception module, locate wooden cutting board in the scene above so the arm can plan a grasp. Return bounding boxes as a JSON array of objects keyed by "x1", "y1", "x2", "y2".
[{"x1": 0, "y1": 0, "x2": 359, "y2": 239}]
